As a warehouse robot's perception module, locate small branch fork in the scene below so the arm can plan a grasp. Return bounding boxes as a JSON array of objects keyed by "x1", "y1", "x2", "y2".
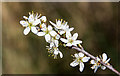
[{"x1": 72, "y1": 46, "x2": 120, "y2": 76}]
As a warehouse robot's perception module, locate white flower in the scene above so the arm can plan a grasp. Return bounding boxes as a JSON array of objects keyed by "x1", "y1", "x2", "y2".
[
  {"x1": 49, "y1": 19, "x2": 74, "y2": 35},
  {"x1": 46, "y1": 37, "x2": 63, "y2": 59},
  {"x1": 90, "y1": 53, "x2": 110, "y2": 73},
  {"x1": 70, "y1": 52, "x2": 90, "y2": 72},
  {"x1": 49, "y1": 19, "x2": 64, "y2": 29},
  {"x1": 90, "y1": 57, "x2": 101, "y2": 73},
  {"x1": 47, "y1": 43, "x2": 63, "y2": 59},
  {"x1": 40, "y1": 16, "x2": 47, "y2": 22},
  {"x1": 101, "y1": 53, "x2": 110, "y2": 64},
  {"x1": 37, "y1": 23, "x2": 57, "y2": 42},
  {"x1": 53, "y1": 47, "x2": 63, "y2": 59},
  {"x1": 60, "y1": 33, "x2": 82, "y2": 47},
  {"x1": 20, "y1": 11, "x2": 41, "y2": 35},
  {"x1": 59, "y1": 25, "x2": 74, "y2": 35}
]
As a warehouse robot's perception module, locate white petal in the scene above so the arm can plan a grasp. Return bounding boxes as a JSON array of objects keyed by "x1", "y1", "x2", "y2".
[
  {"x1": 23, "y1": 16, "x2": 28, "y2": 19},
  {"x1": 40, "y1": 16, "x2": 47, "y2": 22},
  {"x1": 48, "y1": 25, "x2": 53, "y2": 31},
  {"x1": 49, "y1": 21, "x2": 56, "y2": 27},
  {"x1": 28, "y1": 14, "x2": 34, "y2": 23},
  {"x1": 90, "y1": 60, "x2": 96, "y2": 64},
  {"x1": 31, "y1": 27, "x2": 38, "y2": 34},
  {"x1": 66, "y1": 43, "x2": 72, "y2": 47},
  {"x1": 55, "y1": 34, "x2": 60, "y2": 39},
  {"x1": 54, "y1": 49, "x2": 58, "y2": 55},
  {"x1": 74, "y1": 53, "x2": 79, "y2": 58},
  {"x1": 91, "y1": 65, "x2": 95, "y2": 69},
  {"x1": 23, "y1": 27, "x2": 30, "y2": 35},
  {"x1": 82, "y1": 57, "x2": 90, "y2": 62},
  {"x1": 101, "y1": 66, "x2": 106, "y2": 70},
  {"x1": 79, "y1": 52, "x2": 84, "y2": 57},
  {"x1": 37, "y1": 32, "x2": 45, "y2": 36},
  {"x1": 32, "y1": 19, "x2": 40, "y2": 25},
  {"x1": 72, "y1": 33, "x2": 78, "y2": 40},
  {"x1": 102, "y1": 53, "x2": 107, "y2": 62},
  {"x1": 41, "y1": 23, "x2": 46, "y2": 29},
  {"x1": 60, "y1": 38, "x2": 68, "y2": 43},
  {"x1": 105, "y1": 58, "x2": 110, "y2": 64},
  {"x1": 79, "y1": 62, "x2": 84, "y2": 72},
  {"x1": 50, "y1": 42, "x2": 54, "y2": 47},
  {"x1": 57, "y1": 20, "x2": 61, "y2": 27},
  {"x1": 58, "y1": 51, "x2": 63, "y2": 58},
  {"x1": 96, "y1": 57, "x2": 100, "y2": 61},
  {"x1": 59, "y1": 31, "x2": 65, "y2": 35},
  {"x1": 69, "y1": 27, "x2": 74, "y2": 32},
  {"x1": 94, "y1": 66, "x2": 99, "y2": 73},
  {"x1": 50, "y1": 31, "x2": 57, "y2": 37},
  {"x1": 66, "y1": 32, "x2": 71, "y2": 39},
  {"x1": 20, "y1": 20, "x2": 29, "y2": 27},
  {"x1": 73, "y1": 40, "x2": 82, "y2": 45},
  {"x1": 45, "y1": 34, "x2": 51, "y2": 42},
  {"x1": 54, "y1": 40, "x2": 59, "y2": 47},
  {"x1": 70, "y1": 60, "x2": 79, "y2": 67}
]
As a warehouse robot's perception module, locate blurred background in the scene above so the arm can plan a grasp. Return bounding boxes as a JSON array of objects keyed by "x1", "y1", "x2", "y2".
[{"x1": 2, "y1": 2, "x2": 120, "y2": 74}]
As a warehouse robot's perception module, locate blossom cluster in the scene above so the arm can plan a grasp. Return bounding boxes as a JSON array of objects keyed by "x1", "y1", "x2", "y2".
[{"x1": 20, "y1": 11, "x2": 111, "y2": 73}]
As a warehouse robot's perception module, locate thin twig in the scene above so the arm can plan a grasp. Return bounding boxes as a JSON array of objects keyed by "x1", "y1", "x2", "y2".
[{"x1": 72, "y1": 46, "x2": 120, "y2": 76}]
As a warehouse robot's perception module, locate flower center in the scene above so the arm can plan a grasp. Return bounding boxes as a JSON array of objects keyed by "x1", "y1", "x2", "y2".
[
  {"x1": 45, "y1": 29, "x2": 49, "y2": 34},
  {"x1": 69, "y1": 39, "x2": 73, "y2": 43}
]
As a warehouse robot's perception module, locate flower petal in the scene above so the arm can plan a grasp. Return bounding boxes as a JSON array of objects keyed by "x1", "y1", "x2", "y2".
[
  {"x1": 69, "y1": 27, "x2": 74, "y2": 32},
  {"x1": 55, "y1": 34, "x2": 60, "y2": 39},
  {"x1": 54, "y1": 49, "x2": 58, "y2": 55},
  {"x1": 79, "y1": 62, "x2": 84, "y2": 72},
  {"x1": 82, "y1": 57, "x2": 90, "y2": 62},
  {"x1": 50, "y1": 31, "x2": 57, "y2": 37},
  {"x1": 57, "y1": 20, "x2": 61, "y2": 27},
  {"x1": 40, "y1": 16, "x2": 47, "y2": 22},
  {"x1": 66, "y1": 32, "x2": 71, "y2": 39},
  {"x1": 28, "y1": 14, "x2": 34, "y2": 23},
  {"x1": 96, "y1": 57, "x2": 100, "y2": 61},
  {"x1": 101, "y1": 66, "x2": 106, "y2": 70},
  {"x1": 37, "y1": 32, "x2": 45, "y2": 36},
  {"x1": 41, "y1": 23, "x2": 46, "y2": 29},
  {"x1": 45, "y1": 34, "x2": 51, "y2": 42},
  {"x1": 90, "y1": 60, "x2": 96, "y2": 64},
  {"x1": 50, "y1": 42, "x2": 54, "y2": 47},
  {"x1": 23, "y1": 16, "x2": 28, "y2": 19},
  {"x1": 54, "y1": 40, "x2": 59, "y2": 47},
  {"x1": 73, "y1": 40, "x2": 82, "y2": 45},
  {"x1": 70, "y1": 60, "x2": 79, "y2": 67},
  {"x1": 49, "y1": 21, "x2": 56, "y2": 27},
  {"x1": 60, "y1": 38, "x2": 68, "y2": 43},
  {"x1": 66, "y1": 43, "x2": 72, "y2": 47},
  {"x1": 48, "y1": 25, "x2": 53, "y2": 31},
  {"x1": 94, "y1": 66, "x2": 99, "y2": 73},
  {"x1": 32, "y1": 19, "x2": 40, "y2": 25},
  {"x1": 23, "y1": 27, "x2": 30, "y2": 35},
  {"x1": 31, "y1": 27, "x2": 38, "y2": 34},
  {"x1": 102, "y1": 53, "x2": 107, "y2": 62},
  {"x1": 20, "y1": 20, "x2": 29, "y2": 27},
  {"x1": 105, "y1": 58, "x2": 110, "y2": 64},
  {"x1": 72, "y1": 33, "x2": 78, "y2": 40},
  {"x1": 74, "y1": 53, "x2": 79, "y2": 58},
  {"x1": 79, "y1": 52, "x2": 84, "y2": 57},
  {"x1": 59, "y1": 31, "x2": 65, "y2": 35},
  {"x1": 58, "y1": 51, "x2": 63, "y2": 58}
]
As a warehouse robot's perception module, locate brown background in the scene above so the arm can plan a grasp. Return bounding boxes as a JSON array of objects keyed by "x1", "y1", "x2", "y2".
[{"x1": 2, "y1": 2, "x2": 120, "y2": 74}]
